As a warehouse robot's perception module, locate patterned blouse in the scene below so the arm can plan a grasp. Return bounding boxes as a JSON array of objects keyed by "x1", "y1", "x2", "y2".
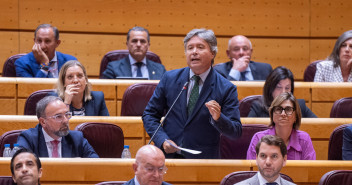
[{"x1": 314, "y1": 60, "x2": 352, "y2": 82}]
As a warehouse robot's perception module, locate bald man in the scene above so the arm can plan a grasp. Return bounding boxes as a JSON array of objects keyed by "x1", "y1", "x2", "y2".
[
  {"x1": 124, "y1": 145, "x2": 171, "y2": 185},
  {"x1": 214, "y1": 35, "x2": 272, "y2": 81}
]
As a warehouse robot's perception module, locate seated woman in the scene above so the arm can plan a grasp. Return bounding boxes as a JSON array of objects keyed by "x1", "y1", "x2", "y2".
[
  {"x1": 314, "y1": 30, "x2": 352, "y2": 82},
  {"x1": 342, "y1": 125, "x2": 352, "y2": 160},
  {"x1": 247, "y1": 92, "x2": 316, "y2": 160},
  {"x1": 248, "y1": 66, "x2": 317, "y2": 118},
  {"x1": 49, "y1": 60, "x2": 109, "y2": 116}
]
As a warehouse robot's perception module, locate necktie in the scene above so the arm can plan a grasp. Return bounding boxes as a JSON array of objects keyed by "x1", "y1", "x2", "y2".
[
  {"x1": 266, "y1": 183, "x2": 278, "y2": 185},
  {"x1": 240, "y1": 71, "x2": 247, "y2": 81},
  {"x1": 188, "y1": 75, "x2": 200, "y2": 115},
  {"x1": 47, "y1": 61, "x2": 56, "y2": 78},
  {"x1": 135, "y1": 62, "x2": 143, "y2": 77},
  {"x1": 50, "y1": 140, "x2": 60, "y2": 158}
]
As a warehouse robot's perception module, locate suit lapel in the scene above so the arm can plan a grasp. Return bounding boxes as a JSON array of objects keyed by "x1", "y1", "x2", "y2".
[
  {"x1": 84, "y1": 97, "x2": 94, "y2": 116},
  {"x1": 38, "y1": 128, "x2": 49, "y2": 157},
  {"x1": 179, "y1": 68, "x2": 190, "y2": 123},
  {"x1": 186, "y1": 68, "x2": 214, "y2": 124},
  {"x1": 119, "y1": 57, "x2": 133, "y2": 77},
  {"x1": 61, "y1": 135, "x2": 73, "y2": 157},
  {"x1": 249, "y1": 61, "x2": 258, "y2": 80},
  {"x1": 146, "y1": 60, "x2": 157, "y2": 79}
]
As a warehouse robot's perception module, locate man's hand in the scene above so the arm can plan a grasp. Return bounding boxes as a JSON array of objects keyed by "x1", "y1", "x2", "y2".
[
  {"x1": 64, "y1": 84, "x2": 80, "y2": 104},
  {"x1": 205, "y1": 100, "x2": 221, "y2": 121},
  {"x1": 162, "y1": 140, "x2": 179, "y2": 154},
  {"x1": 32, "y1": 43, "x2": 49, "y2": 65},
  {"x1": 232, "y1": 56, "x2": 250, "y2": 72}
]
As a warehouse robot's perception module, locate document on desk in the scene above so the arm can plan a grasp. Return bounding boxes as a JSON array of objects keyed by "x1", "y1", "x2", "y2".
[{"x1": 165, "y1": 139, "x2": 202, "y2": 154}]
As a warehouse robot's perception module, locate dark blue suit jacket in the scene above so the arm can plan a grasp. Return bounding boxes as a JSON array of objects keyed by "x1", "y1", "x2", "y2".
[
  {"x1": 48, "y1": 91, "x2": 109, "y2": 116},
  {"x1": 213, "y1": 60, "x2": 272, "y2": 81},
  {"x1": 123, "y1": 178, "x2": 171, "y2": 185},
  {"x1": 17, "y1": 124, "x2": 99, "y2": 158},
  {"x1": 142, "y1": 67, "x2": 242, "y2": 159},
  {"x1": 343, "y1": 125, "x2": 352, "y2": 160},
  {"x1": 15, "y1": 51, "x2": 77, "y2": 77},
  {"x1": 102, "y1": 57, "x2": 166, "y2": 79}
]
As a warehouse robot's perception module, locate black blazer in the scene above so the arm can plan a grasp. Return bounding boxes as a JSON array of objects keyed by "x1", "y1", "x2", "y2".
[
  {"x1": 213, "y1": 60, "x2": 272, "y2": 81},
  {"x1": 248, "y1": 98, "x2": 317, "y2": 118}
]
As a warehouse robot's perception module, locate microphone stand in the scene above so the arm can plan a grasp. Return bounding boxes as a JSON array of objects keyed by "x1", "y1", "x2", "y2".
[{"x1": 148, "y1": 81, "x2": 189, "y2": 144}]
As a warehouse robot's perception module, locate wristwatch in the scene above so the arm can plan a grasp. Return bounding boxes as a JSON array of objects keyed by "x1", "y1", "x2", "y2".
[{"x1": 40, "y1": 63, "x2": 50, "y2": 71}]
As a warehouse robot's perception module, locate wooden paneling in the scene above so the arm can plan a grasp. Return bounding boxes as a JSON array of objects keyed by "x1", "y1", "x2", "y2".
[
  {"x1": 0, "y1": 0, "x2": 19, "y2": 29},
  {"x1": 312, "y1": 102, "x2": 334, "y2": 118},
  {"x1": 310, "y1": 0, "x2": 352, "y2": 37},
  {"x1": 310, "y1": 39, "x2": 336, "y2": 62},
  {"x1": 0, "y1": 31, "x2": 20, "y2": 74}
]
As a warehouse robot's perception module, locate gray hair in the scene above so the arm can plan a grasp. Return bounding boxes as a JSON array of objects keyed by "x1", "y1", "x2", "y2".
[
  {"x1": 36, "y1": 96, "x2": 63, "y2": 119},
  {"x1": 127, "y1": 26, "x2": 150, "y2": 42},
  {"x1": 184, "y1": 29, "x2": 218, "y2": 62},
  {"x1": 328, "y1": 30, "x2": 352, "y2": 68},
  {"x1": 35, "y1": 24, "x2": 59, "y2": 40},
  {"x1": 228, "y1": 35, "x2": 253, "y2": 49}
]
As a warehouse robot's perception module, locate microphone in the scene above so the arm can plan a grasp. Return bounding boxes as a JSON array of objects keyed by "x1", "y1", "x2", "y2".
[{"x1": 148, "y1": 81, "x2": 189, "y2": 144}]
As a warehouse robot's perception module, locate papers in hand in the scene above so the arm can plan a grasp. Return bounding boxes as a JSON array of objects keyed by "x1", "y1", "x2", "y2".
[{"x1": 165, "y1": 139, "x2": 202, "y2": 154}]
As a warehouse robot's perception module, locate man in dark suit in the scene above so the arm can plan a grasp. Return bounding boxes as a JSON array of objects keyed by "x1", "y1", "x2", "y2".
[
  {"x1": 143, "y1": 29, "x2": 242, "y2": 159},
  {"x1": 11, "y1": 148, "x2": 42, "y2": 185},
  {"x1": 15, "y1": 24, "x2": 77, "y2": 78},
  {"x1": 235, "y1": 135, "x2": 295, "y2": 185},
  {"x1": 102, "y1": 26, "x2": 166, "y2": 79},
  {"x1": 124, "y1": 145, "x2": 171, "y2": 185},
  {"x1": 213, "y1": 35, "x2": 272, "y2": 81},
  {"x1": 17, "y1": 96, "x2": 98, "y2": 158}
]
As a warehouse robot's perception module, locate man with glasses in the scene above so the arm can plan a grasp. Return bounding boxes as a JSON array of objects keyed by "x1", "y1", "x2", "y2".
[
  {"x1": 213, "y1": 35, "x2": 272, "y2": 81},
  {"x1": 17, "y1": 96, "x2": 98, "y2": 158},
  {"x1": 124, "y1": 145, "x2": 171, "y2": 185}
]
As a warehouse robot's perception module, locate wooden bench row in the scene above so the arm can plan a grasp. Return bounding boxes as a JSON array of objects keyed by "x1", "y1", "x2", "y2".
[
  {"x1": 0, "y1": 158, "x2": 351, "y2": 185},
  {"x1": 0, "y1": 78, "x2": 351, "y2": 117},
  {"x1": 1, "y1": 116, "x2": 351, "y2": 160}
]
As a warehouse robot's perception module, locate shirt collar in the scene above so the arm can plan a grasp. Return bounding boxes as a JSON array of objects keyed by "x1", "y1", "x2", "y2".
[
  {"x1": 257, "y1": 171, "x2": 282, "y2": 185},
  {"x1": 129, "y1": 54, "x2": 147, "y2": 66},
  {"x1": 189, "y1": 67, "x2": 211, "y2": 83},
  {"x1": 134, "y1": 176, "x2": 141, "y2": 185},
  {"x1": 42, "y1": 127, "x2": 62, "y2": 142},
  {"x1": 244, "y1": 65, "x2": 252, "y2": 72},
  {"x1": 269, "y1": 127, "x2": 302, "y2": 152},
  {"x1": 51, "y1": 51, "x2": 58, "y2": 62}
]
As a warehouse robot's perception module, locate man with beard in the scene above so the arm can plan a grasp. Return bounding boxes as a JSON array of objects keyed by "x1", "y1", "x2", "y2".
[
  {"x1": 11, "y1": 148, "x2": 42, "y2": 185},
  {"x1": 17, "y1": 96, "x2": 98, "y2": 158},
  {"x1": 15, "y1": 24, "x2": 76, "y2": 78},
  {"x1": 235, "y1": 135, "x2": 295, "y2": 185},
  {"x1": 102, "y1": 26, "x2": 166, "y2": 79}
]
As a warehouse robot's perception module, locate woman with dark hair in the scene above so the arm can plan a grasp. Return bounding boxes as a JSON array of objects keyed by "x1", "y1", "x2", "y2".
[
  {"x1": 248, "y1": 66, "x2": 317, "y2": 118},
  {"x1": 247, "y1": 92, "x2": 316, "y2": 160},
  {"x1": 49, "y1": 60, "x2": 109, "y2": 116},
  {"x1": 314, "y1": 30, "x2": 352, "y2": 82}
]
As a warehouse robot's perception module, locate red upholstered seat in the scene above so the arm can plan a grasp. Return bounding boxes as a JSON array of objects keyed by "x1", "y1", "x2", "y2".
[
  {"x1": 24, "y1": 89, "x2": 54, "y2": 115},
  {"x1": 318, "y1": 170, "x2": 352, "y2": 185},
  {"x1": 75, "y1": 122, "x2": 124, "y2": 158},
  {"x1": 0, "y1": 130, "x2": 24, "y2": 157},
  {"x1": 220, "y1": 124, "x2": 268, "y2": 159},
  {"x1": 239, "y1": 95, "x2": 262, "y2": 117},
  {"x1": 303, "y1": 60, "x2": 322, "y2": 82},
  {"x1": 121, "y1": 83, "x2": 157, "y2": 116},
  {"x1": 330, "y1": 97, "x2": 352, "y2": 118},
  {"x1": 0, "y1": 176, "x2": 15, "y2": 185},
  {"x1": 220, "y1": 171, "x2": 293, "y2": 185},
  {"x1": 328, "y1": 124, "x2": 350, "y2": 160},
  {"x1": 2, "y1": 53, "x2": 26, "y2": 77},
  {"x1": 99, "y1": 50, "x2": 162, "y2": 78}
]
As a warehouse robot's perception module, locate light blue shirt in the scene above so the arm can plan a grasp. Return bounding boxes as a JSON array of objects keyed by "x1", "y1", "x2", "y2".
[
  {"x1": 229, "y1": 66, "x2": 254, "y2": 81},
  {"x1": 40, "y1": 51, "x2": 59, "y2": 78},
  {"x1": 129, "y1": 55, "x2": 149, "y2": 79},
  {"x1": 257, "y1": 171, "x2": 282, "y2": 185},
  {"x1": 42, "y1": 127, "x2": 62, "y2": 157}
]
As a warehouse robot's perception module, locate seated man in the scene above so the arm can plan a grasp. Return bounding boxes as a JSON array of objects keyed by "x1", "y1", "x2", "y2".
[
  {"x1": 102, "y1": 26, "x2": 166, "y2": 79},
  {"x1": 15, "y1": 24, "x2": 77, "y2": 78},
  {"x1": 236, "y1": 135, "x2": 295, "y2": 185},
  {"x1": 214, "y1": 35, "x2": 272, "y2": 81},
  {"x1": 17, "y1": 96, "x2": 98, "y2": 158},
  {"x1": 11, "y1": 148, "x2": 42, "y2": 185},
  {"x1": 124, "y1": 145, "x2": 171, "y2": 185}
]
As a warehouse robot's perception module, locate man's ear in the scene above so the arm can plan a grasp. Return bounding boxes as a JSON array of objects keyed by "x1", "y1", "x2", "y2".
[
  {"x1": 55, "y1": 39, "x2": 61, "y2": 48},
  {"x1": 39, "y1": 118, "x2": 46, "y2": 127},
  {"x1": 12, "y1": 175, "x2": 17, "y2": 183},
  {"x1": 226, "y1": 49, "x2": 230, "y2": 59},
  {"x1": 282, "y1": 155, "x2": 287, "y2": 167},
  {"x1": 38, "y1": 168, "x2": 43, "y2": 178},
  {"x1": 132, "y1": 162, "x2": 138, "y2": 174}
]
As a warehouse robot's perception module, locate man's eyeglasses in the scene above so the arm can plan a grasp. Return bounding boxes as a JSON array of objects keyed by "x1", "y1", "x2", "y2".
[
  {"x1": 46, "y1": 112, "x2": 72, "y2": 122},
  {"x1": 273, "y1": 106, "x2": 295, "y2": 115},
  {"x1": 143, "y1": 165, "x2": 168, "y2": 175}
]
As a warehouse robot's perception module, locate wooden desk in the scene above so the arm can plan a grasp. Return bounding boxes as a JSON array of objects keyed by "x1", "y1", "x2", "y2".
[{"x1": 0, "y1": 158, "x2": 351, "y2": 185}]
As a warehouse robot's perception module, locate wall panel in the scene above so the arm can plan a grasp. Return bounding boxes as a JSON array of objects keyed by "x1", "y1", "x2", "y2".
[
  {"x1": 0, "y1": 31, "x2": 20, "y2": 74},
  {"x1": 0, "y1": 0, "x2": 19, "y2": 29}
]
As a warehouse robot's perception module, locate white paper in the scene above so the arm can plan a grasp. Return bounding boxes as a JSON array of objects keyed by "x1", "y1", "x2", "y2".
[{"x1": 165, "y1": 139, "x2": 202, "y2": 154}]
